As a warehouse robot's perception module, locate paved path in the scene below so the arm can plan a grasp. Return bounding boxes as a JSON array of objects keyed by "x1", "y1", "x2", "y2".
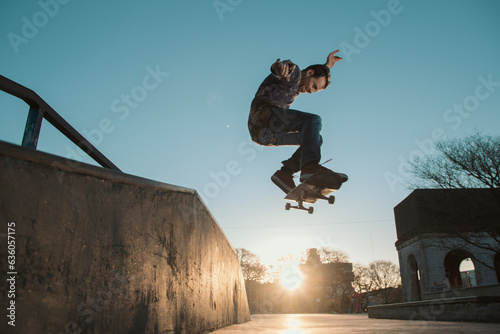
[{"x1": 210, "y1": 314, "x2": 500, "y2": 333}]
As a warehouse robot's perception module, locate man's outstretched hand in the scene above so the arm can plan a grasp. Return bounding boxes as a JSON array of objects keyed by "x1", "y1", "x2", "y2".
[
  {"x1": 325, "y1": 50, "x2": 342, "y2": 69},
  {"x1": 272, "y1": 58, "x2": 291, "y2": 81}
]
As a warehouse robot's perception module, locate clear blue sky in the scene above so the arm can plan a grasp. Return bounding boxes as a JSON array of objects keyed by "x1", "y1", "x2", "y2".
[{"x1": 1, "y1": 0, "x2": 500, "y2": 267}]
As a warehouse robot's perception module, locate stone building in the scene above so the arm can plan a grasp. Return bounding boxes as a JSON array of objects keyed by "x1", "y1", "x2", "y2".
[{"x1": 394, "y1": 189, "x2": 500, "y2": 302}]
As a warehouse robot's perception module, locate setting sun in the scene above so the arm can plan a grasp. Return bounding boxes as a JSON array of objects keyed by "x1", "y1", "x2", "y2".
[{"x1": 280, "y1": 262, "x2": 303, "y2": 290}]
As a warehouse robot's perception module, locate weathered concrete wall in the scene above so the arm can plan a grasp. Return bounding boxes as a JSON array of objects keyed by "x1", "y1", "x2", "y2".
[{"x1": 0, "y1": 141, "x2": 250, "y2": 333}]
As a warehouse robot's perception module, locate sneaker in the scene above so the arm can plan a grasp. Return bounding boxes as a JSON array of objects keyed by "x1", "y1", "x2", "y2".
[
  {"x1": 300, "y1": 164, "x2": 348, "y2": 183},
  {"x1": 271, "y1": 170, "x2": 296, "y2": 194}
]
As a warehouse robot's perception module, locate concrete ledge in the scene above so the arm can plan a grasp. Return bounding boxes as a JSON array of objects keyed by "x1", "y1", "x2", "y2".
[
  {"x1": 0, "y1": 140, "x2": 195, "y2": 195},
  {"x1": 0, "y1": 141, "x2": 250, "y2": 333},
  {"x1": 422, "y1": 284, "x2": 500, "y2": 301},
  {"x1": 368, "y1": 296, "x2": 500, "y2": 322}
]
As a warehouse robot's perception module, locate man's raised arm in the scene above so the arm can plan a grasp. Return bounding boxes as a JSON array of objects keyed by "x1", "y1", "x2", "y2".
[{"x1": 325, "y1": 50, "x2": 342, "y2": 69}]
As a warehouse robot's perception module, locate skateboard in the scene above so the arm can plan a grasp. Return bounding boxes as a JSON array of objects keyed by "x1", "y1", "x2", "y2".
[{"x1": 284, "y1": 172, "x2": 343, "y2": 214}]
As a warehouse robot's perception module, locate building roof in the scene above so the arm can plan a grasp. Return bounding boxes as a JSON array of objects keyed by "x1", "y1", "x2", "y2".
[{"x1": 394, "y1": 188, "x2": 500, "y2": 245}]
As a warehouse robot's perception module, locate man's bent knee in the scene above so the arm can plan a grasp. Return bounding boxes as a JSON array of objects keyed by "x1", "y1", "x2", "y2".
[{"x1": 312, "y1": 114, "x2": 322, "y2": 124}]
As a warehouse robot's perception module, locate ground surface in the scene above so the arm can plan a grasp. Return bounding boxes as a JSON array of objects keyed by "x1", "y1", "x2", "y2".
[{"x1": 210, "y1": 314, "x2": 500, "y2": 333}]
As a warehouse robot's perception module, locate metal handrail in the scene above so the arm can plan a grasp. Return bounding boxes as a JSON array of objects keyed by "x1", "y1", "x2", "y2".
[{"x1": 0, "y1": 74, "x2": 121, "y2": 171}]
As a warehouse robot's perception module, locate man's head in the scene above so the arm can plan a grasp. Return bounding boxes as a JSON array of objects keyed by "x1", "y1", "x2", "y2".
[{"x1": 298, "y1": 65, "x2": 331, "y2": 94}]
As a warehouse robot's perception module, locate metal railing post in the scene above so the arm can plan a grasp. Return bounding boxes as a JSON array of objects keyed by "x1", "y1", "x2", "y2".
[
  {"x1": 0, "y1": 74, "x2": 121, "y2": 171},
  {"x1": 22, "y1": 106, "x2": 44, "y2": 149}
]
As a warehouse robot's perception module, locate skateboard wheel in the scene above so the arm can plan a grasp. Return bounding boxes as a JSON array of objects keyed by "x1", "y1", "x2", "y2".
[
  {"x1": 308, "y1": 207, "x2": 314, "y2": 214},
  {"x1": 328, "y1": 196, "x2": 335, "y2": 205},
  {"x1": 285, "y1": 203, "x2": 291, "y2": 211}
]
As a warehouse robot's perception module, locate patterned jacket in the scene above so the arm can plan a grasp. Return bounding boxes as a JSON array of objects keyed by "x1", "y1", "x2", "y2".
[{"x1": 248, "y1": 60, "x2": 301, "y2": 142}]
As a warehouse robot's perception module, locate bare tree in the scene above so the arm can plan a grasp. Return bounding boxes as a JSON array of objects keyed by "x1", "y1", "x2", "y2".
[
  {"x1": 266, "y1": 254, "x2": 300, "y2": 284},
  {"x1": 352, "y1": 261, "x2": 401, "y2": 304},
  {"x1": 408, "y1": 131, "x2": 500, "y2": 194},
  {"x1": 406, "y1": 131, "x2": 500, "y2": 272},
  {"x1": 369, "y1": 260, "x2": 401, "y2": 289},
  {"x1": 352, "y1": 263, "x2": 374, "y2": 293},
  {"x1": 318, "y1": 247, "x2": 350, "y2": 263},
  {"x1": 236, "y1": 248, "x2": 268, "y2": 282},
  {"x1": 367, "y1": 260, "x2": 402, "y2": 304}
]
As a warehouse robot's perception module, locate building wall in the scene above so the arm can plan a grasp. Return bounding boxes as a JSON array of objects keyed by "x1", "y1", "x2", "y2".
[
  {"x1": 394, "y1": 189, "x2": 500, "y2": 303},
  {"x1": 394, "y1": 188, "x2": 500, "y2": 241},
  {"x1": 0, "y1": 141, "x2": 250, "y2": 333},
  {"x1": 398, "y1": 233, "x2": 499, "y2": 302}
]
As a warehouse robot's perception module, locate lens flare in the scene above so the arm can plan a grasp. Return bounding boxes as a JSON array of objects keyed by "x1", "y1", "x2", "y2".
[{"x1": 280, "y1": 262, "x2": 303, "y2": 290}]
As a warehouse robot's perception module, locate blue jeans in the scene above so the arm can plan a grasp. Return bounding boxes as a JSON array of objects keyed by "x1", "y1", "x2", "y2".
[{"x1": 250, "y1": 107, "x2": 323, "y2": 173}]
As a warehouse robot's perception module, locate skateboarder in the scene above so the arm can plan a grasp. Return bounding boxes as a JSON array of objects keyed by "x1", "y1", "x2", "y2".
[{"x1": 248, "y1": 50, "x2": 348, "y2": 193}]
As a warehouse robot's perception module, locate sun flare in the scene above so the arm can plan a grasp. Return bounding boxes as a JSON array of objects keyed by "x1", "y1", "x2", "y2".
[{"x1": 280, "y1": 262, "x2": 303, "y2": 290}]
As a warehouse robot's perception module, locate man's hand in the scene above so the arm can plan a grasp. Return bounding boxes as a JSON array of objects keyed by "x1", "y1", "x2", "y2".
[
  {"x1": 325, "y1": 50, "x2": 342, "y2": 69},
  {"x1": 271, "y1": 59, "x2": 291, "y2": 81}
]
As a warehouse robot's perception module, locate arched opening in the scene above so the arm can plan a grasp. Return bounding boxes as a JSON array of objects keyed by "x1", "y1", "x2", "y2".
[
  {"x1": 459, "y1": 258, "x2": 477, "y2": 288},
  {"x1": 408, "y1": 255, "x2": 421, "y2": 301},
  {"x1": 494, "y1": 252, "x2": 500, "y2": 283},
  {"x1": 444, "y1": 249, "x2": 476, "y2": 289}
]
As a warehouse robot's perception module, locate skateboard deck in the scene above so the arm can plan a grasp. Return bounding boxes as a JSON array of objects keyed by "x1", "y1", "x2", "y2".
[{"x1": 284, "y1": 172, "x2": 343, "y2": 214}]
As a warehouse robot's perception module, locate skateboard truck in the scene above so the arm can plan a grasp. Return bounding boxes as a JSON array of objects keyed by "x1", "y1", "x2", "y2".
[
  {"x1": 285, "y1": 188, "x2": 335, "y2": 214},
  {"x1": 285, "y1": 200, "x2": 314, "y2": 214}
]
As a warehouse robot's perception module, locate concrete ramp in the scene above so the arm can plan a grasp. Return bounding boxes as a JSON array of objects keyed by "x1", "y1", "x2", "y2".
[{"x1": 0, "y1": 140, "x2": 250, "y2": 333}]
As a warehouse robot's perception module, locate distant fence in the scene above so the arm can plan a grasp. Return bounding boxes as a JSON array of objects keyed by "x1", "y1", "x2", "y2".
[{"x1": 0, "y1": 74, "x2": 120, "y2": 171}]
